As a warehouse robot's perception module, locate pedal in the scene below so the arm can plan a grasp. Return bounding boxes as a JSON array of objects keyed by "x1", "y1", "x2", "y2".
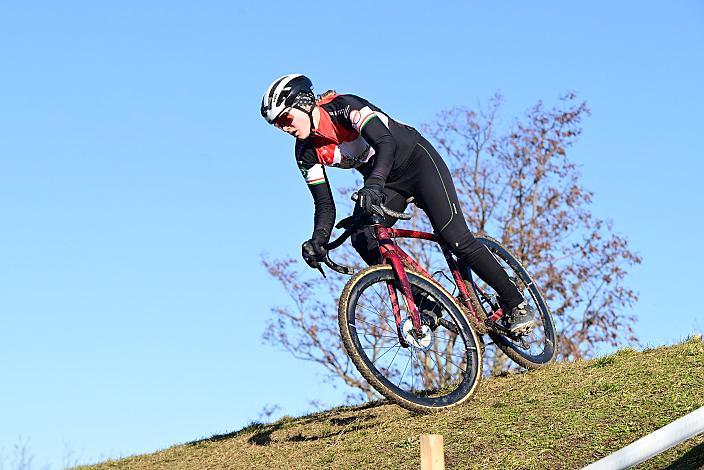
[
  {"x1": 485, "y1": 318, "x2": 534, "y2": 342},
  {"x1": 489, "y1": 308, "x2": 506, "y2": 323},
  {"x1": 484, "y1": 318, "x2": 512, "y2": 336},
  {"x1": 511, "y1": 322, "x2": 536, "y2": 336}
]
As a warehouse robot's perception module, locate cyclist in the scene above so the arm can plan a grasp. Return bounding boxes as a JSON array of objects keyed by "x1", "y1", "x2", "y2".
[{"x1": 260, "y1": 74, "x2": 535, "y2": 334}]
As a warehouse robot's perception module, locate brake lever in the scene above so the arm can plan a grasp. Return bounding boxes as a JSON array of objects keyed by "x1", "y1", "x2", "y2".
[{"x1": 350, "y1": 192, "x2": 412, "y2": 220}]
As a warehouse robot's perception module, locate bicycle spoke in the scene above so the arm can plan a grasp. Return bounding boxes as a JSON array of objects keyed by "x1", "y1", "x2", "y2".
[
  {"x1": 433, "y1": 334, "x2": 458, "y2": 342},
  {"x1": 439, "y1": 353, "x2": 466, "y2": 372},
  {"x1": 361, "y1": 334, "x2": 402, "y2": 340},
  {"x1": 358, "y1": 299, "x2": 398, "y2": 333},
  {"x1": 398, "y1": 353, "x2": 412, "y2": 388},
  {"x1": 445, "y1": 351, "x2": 474, "y2": 359},
  {"x1": 372, "y1": 343, "x2": 400, "y2": 363},
  {"x1": 355, "y1": 316, "x2": 395, "y2": 335},
  {"x1": 410, "y1": 349, "x2": 416, "y2": 393},
  {"x1": 358, "y1": 303, "x2": 396, "y2": 330},
  {"x1": 386, "y1": 344, "x2": 402, "y2": 372},
  {"x1": 422, "y1": 349, "x2": 442, "y2": 378},
  {"x1": 358, "y1": 301, "x2": 389, "y2": 322},
  {"x1": 416, "y1": 348, "x2": 464, "y2": 389},
  {"x1": 466, "y1": 239, "x2": 557, "y2": 367},
  {"x1": 343, "y1": 268, "x2": 485, "y2": 410},
  {"x1": 362, "y1": 345, "x2": 398, "y2": 351}
]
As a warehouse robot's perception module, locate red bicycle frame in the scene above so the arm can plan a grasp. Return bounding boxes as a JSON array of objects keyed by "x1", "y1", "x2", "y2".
[{"x1": 375, "y1": 225, "x2": 505, "y2": 335}]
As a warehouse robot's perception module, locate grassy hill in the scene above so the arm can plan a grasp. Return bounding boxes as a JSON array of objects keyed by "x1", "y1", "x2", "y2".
[{"x1": 82, "y1": 338, "x2": 704, "y2": 469}]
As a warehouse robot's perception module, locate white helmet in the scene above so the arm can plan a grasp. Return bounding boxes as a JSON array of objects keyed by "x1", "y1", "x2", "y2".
[{"x1": 260, "y1": 74, "x2": 314, "y2": 124}]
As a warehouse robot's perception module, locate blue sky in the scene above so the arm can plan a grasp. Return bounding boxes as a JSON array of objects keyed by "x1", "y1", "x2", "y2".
[{"x1": 1, "y1": 1, "x2": 702, "y2": 467}]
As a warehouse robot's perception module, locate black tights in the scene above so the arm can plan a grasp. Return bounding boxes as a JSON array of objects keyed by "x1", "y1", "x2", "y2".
[{"x1": 351, "y1": 137, "x2": 524, "y2": 310}]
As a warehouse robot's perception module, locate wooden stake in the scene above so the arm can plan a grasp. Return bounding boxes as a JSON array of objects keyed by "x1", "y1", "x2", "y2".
[{"x1": 420, "y1": 434, "x2": 445, "y2": 470}]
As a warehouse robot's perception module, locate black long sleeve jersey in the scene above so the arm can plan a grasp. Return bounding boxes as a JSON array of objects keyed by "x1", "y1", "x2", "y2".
[{"x1": 295, "y1": 93, "x2": 421, "y2": 242}]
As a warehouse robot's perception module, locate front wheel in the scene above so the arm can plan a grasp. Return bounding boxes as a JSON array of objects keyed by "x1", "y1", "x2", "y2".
[
  {"x1": 466, "y1": 234, "x2": 558, "y2": 369},
  {"x1": 339, "y1": 265, "x2": 483, "y2": 413}
]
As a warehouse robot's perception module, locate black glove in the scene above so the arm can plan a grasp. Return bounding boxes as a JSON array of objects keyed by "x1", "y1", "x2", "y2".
[
  {"x1": 356, "y1": 183, "x2": 385, "y2": 215},
  {"x1": 301, "y1": 238, "x2": 328, "y2": 269}
]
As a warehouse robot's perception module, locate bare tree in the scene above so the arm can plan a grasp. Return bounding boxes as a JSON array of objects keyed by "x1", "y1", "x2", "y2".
[
  {"x1": 261, "y1": 92, "x2": 641, "y2": 399},
  {"x1": 0, "y1": 437, "x2": 45, "y2": 470},
  {"x1": 425, "y1": 92, "x2": 641, "y2": 362}
]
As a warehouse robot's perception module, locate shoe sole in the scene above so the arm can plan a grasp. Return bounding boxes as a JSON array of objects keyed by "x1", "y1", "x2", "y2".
[{"x1": 509, "y1": 320, "x2": 537, "y2": 335}]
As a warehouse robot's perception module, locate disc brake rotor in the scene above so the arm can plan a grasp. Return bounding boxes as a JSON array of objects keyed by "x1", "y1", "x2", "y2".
[{"x1": 401, "y1": 317, "x2": 433, "y2": 351}]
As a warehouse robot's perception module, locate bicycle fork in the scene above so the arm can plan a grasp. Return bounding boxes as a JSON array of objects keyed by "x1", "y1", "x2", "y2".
[{"x1": 378, "y1": 237, "x2": 423, "y2": 340}]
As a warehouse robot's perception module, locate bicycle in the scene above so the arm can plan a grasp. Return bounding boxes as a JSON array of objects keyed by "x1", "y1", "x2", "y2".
[{"x1": 314, "y1": 195, "x2": 558, "y2": 413}]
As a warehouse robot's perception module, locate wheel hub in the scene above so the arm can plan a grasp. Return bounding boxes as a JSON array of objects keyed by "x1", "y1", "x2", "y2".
[{"x1": 401, "y1": 317, "x2": 433, "y2": 351}]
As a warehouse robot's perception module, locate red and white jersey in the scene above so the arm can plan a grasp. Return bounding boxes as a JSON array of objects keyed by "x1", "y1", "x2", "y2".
[{"x1": 295, "y1": 94, "x2": 420, "y2": 186}]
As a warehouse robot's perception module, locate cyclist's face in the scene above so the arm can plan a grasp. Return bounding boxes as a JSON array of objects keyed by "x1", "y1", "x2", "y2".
[{"x1": 274, "y1": 107, "x2": 311, "y2": 139}]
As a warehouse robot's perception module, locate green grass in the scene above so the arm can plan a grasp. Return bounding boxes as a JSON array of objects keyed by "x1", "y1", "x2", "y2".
[{"x1": 80, "y1": 338, "x2": 704, "y2": 469}]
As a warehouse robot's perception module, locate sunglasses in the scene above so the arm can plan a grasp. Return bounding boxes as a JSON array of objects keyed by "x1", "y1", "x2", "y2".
[{"x1": 273, "y1": 109, "x2": 295, "y2": 129}]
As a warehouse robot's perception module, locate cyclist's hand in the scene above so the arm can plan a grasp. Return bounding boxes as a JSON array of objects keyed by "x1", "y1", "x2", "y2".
[
  {"x1": 301, "y1": 238, "x2": 327, "y2": 269},
  {"x1": 356, "y1": 183, "x2": 385, "y2": 215}
]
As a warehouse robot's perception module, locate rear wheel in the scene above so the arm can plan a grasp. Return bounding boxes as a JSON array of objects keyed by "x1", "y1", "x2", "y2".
[
  {"x1": 339, "y1": 265, "x2": 482, "y2": 413},
  {"x1": 466, "y1": 234, "x2": 558, "y2": 369}
]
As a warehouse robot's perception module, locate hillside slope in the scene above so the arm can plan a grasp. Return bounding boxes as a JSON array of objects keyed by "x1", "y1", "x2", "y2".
[{"x1": 83, "y1": 338, "x2": 704, "y2": 469}]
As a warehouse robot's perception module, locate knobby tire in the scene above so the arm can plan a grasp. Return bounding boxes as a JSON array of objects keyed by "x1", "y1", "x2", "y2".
[
  {"x1": 338, "y1": 265, "x2": 483, "y2": 413},
  {"x1": 465, "y1": 234, "x2": 558, "y2": 369}
]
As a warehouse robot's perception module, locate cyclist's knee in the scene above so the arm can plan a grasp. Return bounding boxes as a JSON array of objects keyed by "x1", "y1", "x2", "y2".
[{"x1": 443, "y1": 229, "x2": 484, "y2": 262}]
